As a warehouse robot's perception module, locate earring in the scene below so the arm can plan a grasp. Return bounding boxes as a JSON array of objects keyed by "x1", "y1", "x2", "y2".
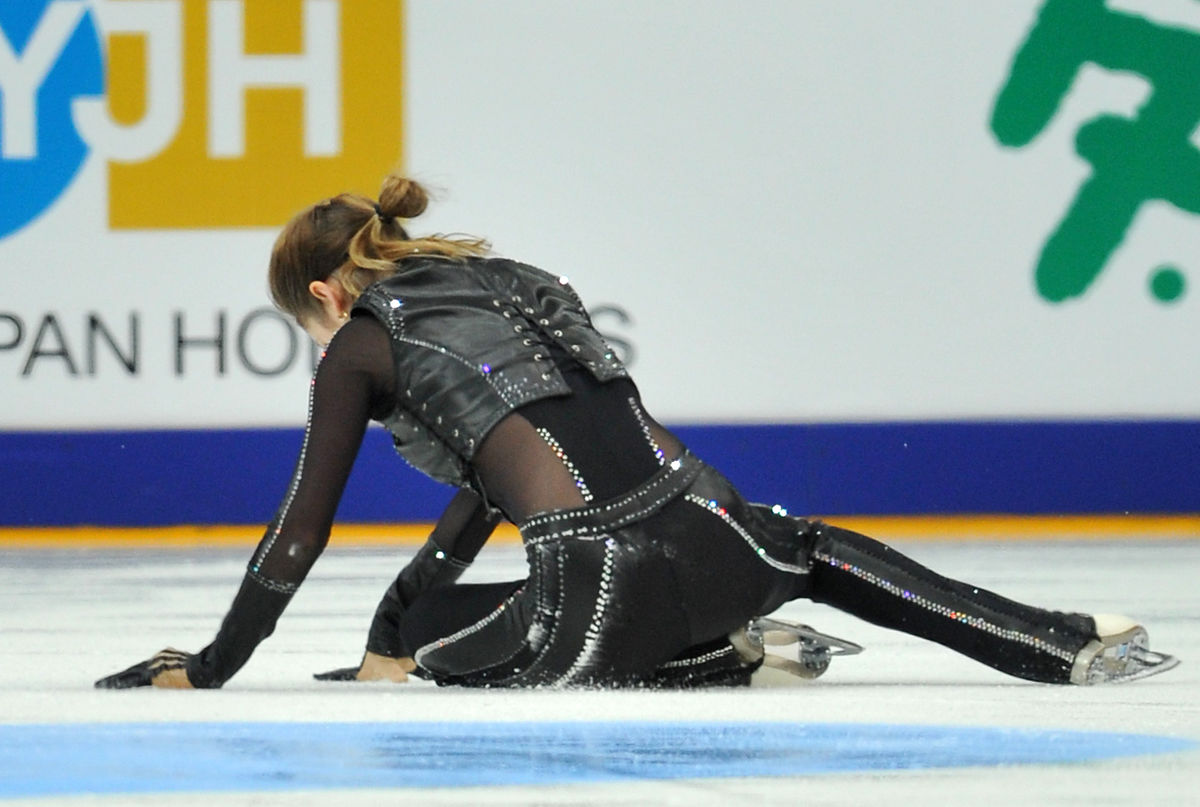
[{"x1": 339, "y1": 311, "x2": 348, "y2": 321}]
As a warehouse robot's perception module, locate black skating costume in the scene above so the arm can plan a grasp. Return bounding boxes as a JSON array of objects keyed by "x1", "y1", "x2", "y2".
[{"x1": 185, "y1": 257, "x2": 1099, "y2": 689}]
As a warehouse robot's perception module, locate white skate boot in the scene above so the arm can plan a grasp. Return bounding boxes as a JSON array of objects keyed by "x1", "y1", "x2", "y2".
[
  {"x1": 1069, "y1": 614, "x2": 1180, "y2": 685},
  {"x1": 730, "y1": 617, "x2": 863, "y2": 685}
]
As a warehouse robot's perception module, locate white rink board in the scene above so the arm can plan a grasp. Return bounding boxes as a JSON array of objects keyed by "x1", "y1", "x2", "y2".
[{"x1": 1, "y1": 0, "x2": 1198, "y2": 428}]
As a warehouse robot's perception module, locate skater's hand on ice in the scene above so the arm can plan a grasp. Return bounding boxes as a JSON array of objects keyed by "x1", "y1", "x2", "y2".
[
  {"x1": 358, "y1": 651, "x2": 416, "y2": 681},
  {"x1": 94, "y1": 648, "x2": 194, "y2": 689},
  {"x1": 313, "y1": 651, "x2": 416, "y2": 683}
]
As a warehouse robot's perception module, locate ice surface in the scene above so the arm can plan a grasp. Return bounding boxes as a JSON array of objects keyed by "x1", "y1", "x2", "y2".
[{"x1": 1, "y1": 535, "x2": 1197, "y2": 806}]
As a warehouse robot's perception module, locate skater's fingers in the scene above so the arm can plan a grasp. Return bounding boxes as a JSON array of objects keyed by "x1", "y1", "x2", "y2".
[
  {"x1": 146, "y1": 648, "x2": 189, "y2": 673},
  {"x1": 95, "y1": 648, "x2": 194, "y2": 689},
  {"x1": 94, "y1": 659, "x2": 155, "y2": 689},
  {"x1": 313, "y1": 665, "x2": 362, "y2": 681}
]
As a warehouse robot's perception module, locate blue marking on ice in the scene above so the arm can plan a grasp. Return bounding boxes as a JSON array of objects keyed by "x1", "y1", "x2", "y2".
[{"x1": 0, "y1": 721, "x2": 1194, "y2": 797}]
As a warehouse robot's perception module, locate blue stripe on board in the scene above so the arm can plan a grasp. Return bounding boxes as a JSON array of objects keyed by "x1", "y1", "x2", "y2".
[
  {"x1": 0, "y1": 721, "x2": 1193, "y2": 797},
  {"x1": 1, "y1": 420, "x2": 1197, "y2": 526}
]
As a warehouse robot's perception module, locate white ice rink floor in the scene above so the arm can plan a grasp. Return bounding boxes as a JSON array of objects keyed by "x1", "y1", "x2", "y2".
[{"x1": 2, "y1": 534, "x2": 1198, "y2": 806}]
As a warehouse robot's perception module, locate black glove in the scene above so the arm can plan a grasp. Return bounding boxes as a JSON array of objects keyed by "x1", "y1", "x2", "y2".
[
  {"x1": 95, "y1": 648, "x2": 193, "y2": 689},
  {"x1": 313, "y1": 664, "x2": 360, "y2": 681}
]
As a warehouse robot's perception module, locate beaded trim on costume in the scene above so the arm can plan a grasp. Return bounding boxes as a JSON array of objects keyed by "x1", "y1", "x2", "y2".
[
  {"x1": 627, "y1": 397, "x2": 666, "y2": 466},
  {"x1": 251, "y1": 348, "x2": 323, "y2": 576},
  {"x1": 684, "y1": 494, "x2": 810, "y2": 574},
  {"x1": 247, "y1": 569, "x2": 298, "y2": 595},
  {"x1": 520, "y1": 456, "x2": 701, "y2": 543},
  {"x1": 414, "y1": 583, "x2": 530, "y2": 667},
  {"x1": 535, "y1": 427, "x2": 594, "y2": 502},
  {"x1": 659, "y1": 643, "x2": 737, "y2": 669},
  {"x1": 811, "y1": 549, "x2": 1076, "y2": 662},
  {"x1": 557, "y1": 537, "x2": 616, "y2": 686}
]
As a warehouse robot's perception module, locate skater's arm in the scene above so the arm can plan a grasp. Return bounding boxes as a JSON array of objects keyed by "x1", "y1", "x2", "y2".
[
  {"x1": 311, "y1": 490, "x2": 502, "y2": 680},
  {"x1": 363, "y1": 489, "x2": 501, "y2": 660},
  {"x1": 96, "y1": 318, "x2": 394, "y2": 690},
  {"x1": 428, "y1": 488, "x2": 503, "y2": 563}
]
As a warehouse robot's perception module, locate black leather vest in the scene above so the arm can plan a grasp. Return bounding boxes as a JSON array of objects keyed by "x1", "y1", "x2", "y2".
[{"x1": 353, "y1": 257, "x2": 628, "y2": 488}]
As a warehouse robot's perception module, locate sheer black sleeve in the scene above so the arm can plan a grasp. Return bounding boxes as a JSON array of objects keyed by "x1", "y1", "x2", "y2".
[{"x1": 187, "y1": 316, "x2": 396, "y2": 687}]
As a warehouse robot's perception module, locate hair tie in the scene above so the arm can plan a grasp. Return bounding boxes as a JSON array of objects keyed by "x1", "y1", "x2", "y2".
[{"x1": 373, "y1": 203, "x2": 384, "y2": 219}]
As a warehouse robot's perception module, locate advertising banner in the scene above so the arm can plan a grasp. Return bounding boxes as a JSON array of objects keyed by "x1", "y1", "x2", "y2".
[{"x1": 2, "y1": 0, "x2": 1197, "y2": 523}]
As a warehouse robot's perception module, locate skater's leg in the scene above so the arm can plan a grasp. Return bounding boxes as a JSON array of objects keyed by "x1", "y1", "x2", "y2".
[
  {"x1": 365, "y1": 494, "x2": 499, "y2": 660},
  {"x1": 398, "y1": 580, "x2": 526, "y2": 659},
  {"x1": 363, "y1": 537, "x2": 475, "y2": 659},
  {"x1": 314, "y1": 578, "x2": 524, "y2": 682},
  {"x1": 416, "y1": 528, "x2": 696, "y2": 688},
  {"x1": 801, "y1": 522, "x2": 1095, "y2": 683},
  {"x1": 646, "y1": 635, "x2": 761, "y2": 689}
]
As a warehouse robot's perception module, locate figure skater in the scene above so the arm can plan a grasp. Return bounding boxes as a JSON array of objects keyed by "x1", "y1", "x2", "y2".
[{"x1": 97, "y1": 174, "x2": 1178, "y2": 690}]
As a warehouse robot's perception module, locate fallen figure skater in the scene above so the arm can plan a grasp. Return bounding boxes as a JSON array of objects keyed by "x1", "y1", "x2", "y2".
[{"x1": 96, "y1": 173, "x2": 1179, "y2": 691}]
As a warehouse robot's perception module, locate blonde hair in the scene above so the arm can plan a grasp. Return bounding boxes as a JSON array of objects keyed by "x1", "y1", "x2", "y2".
[{"x1": 269, "y1": 173, "x2": 489, "y2": 323}]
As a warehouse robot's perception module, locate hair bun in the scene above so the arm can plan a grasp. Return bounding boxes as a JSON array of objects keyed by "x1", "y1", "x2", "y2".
[{"x1": 377, "y1": 174, "x2": 429, "y2": 219}]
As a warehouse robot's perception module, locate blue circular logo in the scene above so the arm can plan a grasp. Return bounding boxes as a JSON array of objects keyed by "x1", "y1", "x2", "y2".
[{"x1": 0, "y1": 1, "x2": 103, "y2": 239}]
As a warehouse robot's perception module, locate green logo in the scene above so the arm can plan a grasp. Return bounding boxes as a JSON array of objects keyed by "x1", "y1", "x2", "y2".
[{"x1": 991, "y1": 0, "x2": 1197, "y2": 304}]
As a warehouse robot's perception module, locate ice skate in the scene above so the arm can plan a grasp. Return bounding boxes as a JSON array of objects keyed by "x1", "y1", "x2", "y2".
[
  {"x1": 730, "y1": 616, "x2": 863, "y2": 684},
  {"x1": 1069, "y1": 614, "x2": 1180, "y2": 685}
]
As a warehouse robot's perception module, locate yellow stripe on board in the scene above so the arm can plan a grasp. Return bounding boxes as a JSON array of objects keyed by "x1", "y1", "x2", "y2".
[
  {"x1": 0, "y1": 515, "x2": 1196, "y2": 549},
  {"x1": 824, "y1": 514, "x2": 1200, "y2": 541}
]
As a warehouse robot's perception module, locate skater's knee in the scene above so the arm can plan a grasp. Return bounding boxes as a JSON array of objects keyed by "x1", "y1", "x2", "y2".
[{"x1": 744, "y1": 504, "x2": 822, "y2": 608}]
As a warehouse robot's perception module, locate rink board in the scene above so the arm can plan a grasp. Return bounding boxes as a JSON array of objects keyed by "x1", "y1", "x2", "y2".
[
  {"x1": 2, "y1": 514, "x2": 1200, "y2": 549},
  {"x1": 2, "y1": 419, "x2": 1199, "y2": 530}
]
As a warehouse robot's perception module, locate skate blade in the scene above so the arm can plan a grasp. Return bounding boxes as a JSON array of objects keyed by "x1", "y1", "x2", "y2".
[
  {"x1": 740, "y1": 617, "x2": 865, "y2": 683},
  {"x1": 1071, "y1": 625, "x2": 1182, "y2": 685},
  {"x1": 1085, "y1": 644, "x2": 1181, "y2": 684},
  {"x1": 752, "y1": 617, "x2": 864, "y2": 657}
]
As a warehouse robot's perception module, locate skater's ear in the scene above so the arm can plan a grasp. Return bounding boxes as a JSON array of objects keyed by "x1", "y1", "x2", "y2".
[
  {"x1": 307, "y1": 277, "x2": 349, "y2": 315},
  {"x1": 300, "y1": 278, "x2": 352, "y2": 346}
]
